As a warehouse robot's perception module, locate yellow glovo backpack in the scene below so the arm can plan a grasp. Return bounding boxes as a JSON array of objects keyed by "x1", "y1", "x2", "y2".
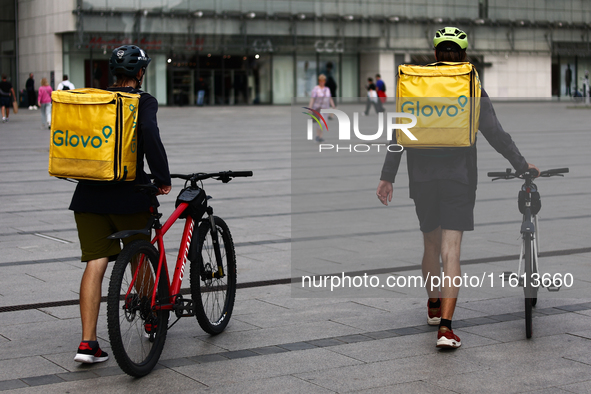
[
  {"x1": 396, "y1": 62, "x2": 481, "y2": 148},
  {"x1": 48, "y1": 88, "x2": 140, "y2": 181}
]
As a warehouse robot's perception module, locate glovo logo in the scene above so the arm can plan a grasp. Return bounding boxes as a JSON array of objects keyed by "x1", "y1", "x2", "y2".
[
  {"x1": 52, "y1": 102, "x2": 139, "y2": 152},
  {"x1": 400, "y1": 95, "x2": 469, "y2": 118},
  {"x1": 52, "y1": 125, "x2": 113, "y2": 149},
  {"x1": 130, "y1": 103, "x2": 137, "y2": 153}
]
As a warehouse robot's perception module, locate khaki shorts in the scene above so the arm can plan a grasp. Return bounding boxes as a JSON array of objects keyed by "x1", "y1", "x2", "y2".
[{"x1": 74, "y1": 212, "x2": 151, "y2": 262}]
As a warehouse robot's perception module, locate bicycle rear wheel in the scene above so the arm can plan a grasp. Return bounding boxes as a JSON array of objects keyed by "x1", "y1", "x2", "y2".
[
  {"x1": 190, "y1": 216, "x2": 237, "y2": 335},
  {"x1": 107, "y1": 240, "x2": 170, "y2": 377}
]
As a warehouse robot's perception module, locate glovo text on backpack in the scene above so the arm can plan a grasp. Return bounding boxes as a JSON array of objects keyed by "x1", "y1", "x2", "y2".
[
  {"x1": 396, "y1": 62, "x2": 481, "y2": 149},
  {"x1": 48, "y1": 88, "x2": 140, "y2": 182}
]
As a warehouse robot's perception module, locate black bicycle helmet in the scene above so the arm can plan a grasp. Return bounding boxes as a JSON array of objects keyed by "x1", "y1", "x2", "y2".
[{"x1": 109, "y1": 45, "x2": 151, "y2": 77}]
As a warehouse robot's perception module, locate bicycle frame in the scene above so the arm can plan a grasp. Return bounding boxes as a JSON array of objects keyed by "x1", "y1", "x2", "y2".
[
  {"x1": 108, "y1": 170, "x2": 252, "y2": 377},
  {"x1": 125, "y1": 201, "x2": 193, "y2": 313}
]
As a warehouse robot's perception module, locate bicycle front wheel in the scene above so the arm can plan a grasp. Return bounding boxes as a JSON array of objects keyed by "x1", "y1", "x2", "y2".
[
  {"x1": 107, "y1": 240, "x2": 170, "y2": 377},
  {"x1": 190, "y1": 216, "x2": 237, "y2": 335},
  {"x1": 523, "y1": 234, "x2": 535, "y2": 339}
]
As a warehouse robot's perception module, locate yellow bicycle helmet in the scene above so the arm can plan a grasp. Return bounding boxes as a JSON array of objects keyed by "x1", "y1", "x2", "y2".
[{"x1": 433, "y1": 27, "x2": 468, "y2": 50}]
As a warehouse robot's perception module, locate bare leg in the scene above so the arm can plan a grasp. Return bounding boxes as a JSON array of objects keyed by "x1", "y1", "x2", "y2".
[
  {"x1": 440, "y1": 229, "x2": 463, "y2": 320},
  {"x1": 80, "y1": 257, "x2": 109, "y2": 341},
  {"x1": 422, "y1": 227, "x2": 442, "y2": 300},
  {"x1": 316, "y1": 123, "x2": 323, "y2": 140}
]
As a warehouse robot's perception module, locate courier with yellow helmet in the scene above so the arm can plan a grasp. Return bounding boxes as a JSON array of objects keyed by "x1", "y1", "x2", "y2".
[{"x1": 376, "y1": 27, "x2": 539, "y2": 349}]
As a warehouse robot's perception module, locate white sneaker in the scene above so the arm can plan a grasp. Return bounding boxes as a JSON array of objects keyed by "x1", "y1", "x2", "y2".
[
  {"x1": 33, "y1": 105, "x2": 38, "y2": 110},
  {"x1": 28, "y1": 106, "x2": 33, "y2": 110}
]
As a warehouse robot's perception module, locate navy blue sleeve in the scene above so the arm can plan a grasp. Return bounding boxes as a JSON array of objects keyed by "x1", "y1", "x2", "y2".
[{"x1": 138, "y1": 95, "x2": 171, "y2": 187}]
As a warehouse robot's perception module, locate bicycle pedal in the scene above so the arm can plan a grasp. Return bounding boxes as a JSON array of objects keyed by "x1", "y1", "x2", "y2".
[{"x1": 547, "y1": 282, "x2": 561, "y2": 292}]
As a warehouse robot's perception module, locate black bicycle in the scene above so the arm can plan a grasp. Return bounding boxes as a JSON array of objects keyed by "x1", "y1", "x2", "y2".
[{"x1": 488, "y1": 167, "x2": 568, "y2": 338}]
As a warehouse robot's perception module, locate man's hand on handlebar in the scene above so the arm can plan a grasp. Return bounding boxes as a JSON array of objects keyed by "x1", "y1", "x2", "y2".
[
  {"x1": 526, "y1": 163, "x2": 540, "y2": 177},
  {"x1": 157, "y1": 185, "x2": 172, "y2": 195}
]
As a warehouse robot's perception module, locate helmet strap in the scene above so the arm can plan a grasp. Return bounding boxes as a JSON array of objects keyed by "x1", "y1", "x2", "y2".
[{"x1": 135, "y1": 67, "x2": 146, "y2": 89}]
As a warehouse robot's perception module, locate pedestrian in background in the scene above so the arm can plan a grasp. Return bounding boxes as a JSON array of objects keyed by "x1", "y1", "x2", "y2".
[
  {"x1": 308, "y1": 74, "x2": 336, "y2": 143},
  {"x1": 38, "y1": 77, "x2": 53, "y2": 129},
  {"x1": 0, "y1": 74, "x2": 16, "y2": 122},
  {"x1": 57, "y1": 75, "x2": 75, "y2": 91},
  {"x1": 565, "y1": 64, "x2": 572, "y2": 96},
  {"x1": 375, "y1": 74, "x2": 387, "y2": 104},
  {"x1": 364, "y1": 77, "x2": 384, "y2": 115},
  {"x1": 26, "y1": 73, "x2": 37, "y2": 110},
  {"x1": 196, "y1": 77, "x2": 206, "y2": 106}
]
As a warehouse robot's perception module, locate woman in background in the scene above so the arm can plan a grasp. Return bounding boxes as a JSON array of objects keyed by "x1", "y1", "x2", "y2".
[
  {"x1": 38, "y1": 78, "x2": 53, "y2": 129},
  {"x1": 308, "y1": 74, "x2": 336, "y2": 143}
]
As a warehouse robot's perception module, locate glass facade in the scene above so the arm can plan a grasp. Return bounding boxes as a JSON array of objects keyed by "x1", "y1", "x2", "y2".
[
  {"x1": 53, "y1": 0, "x2": 591, "y2": 103},
  {"x1": 0, "y1": 0, "x2": 17, "y2": 88}
]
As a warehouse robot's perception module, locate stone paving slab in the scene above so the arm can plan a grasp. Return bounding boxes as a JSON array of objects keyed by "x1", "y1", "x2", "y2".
[{"x1": 0, "y1": 104, "x2": 590, "y2": 392}]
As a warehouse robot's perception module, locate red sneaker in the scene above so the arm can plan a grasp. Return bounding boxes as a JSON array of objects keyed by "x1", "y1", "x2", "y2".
[
  {"x1": 74, "y1": 341, "x2": 109, "y2": 363},
  {"x1": 436, "y1": 328, "x2": 461, "y2": 349},
  {"x1": 427, "y1": 299, "x2": 441, "y2": 326}
]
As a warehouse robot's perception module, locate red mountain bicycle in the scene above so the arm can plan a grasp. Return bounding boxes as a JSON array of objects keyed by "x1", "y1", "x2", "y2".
[{"x1": 106, "y1": 171, "x2": 252, "y2": 377}]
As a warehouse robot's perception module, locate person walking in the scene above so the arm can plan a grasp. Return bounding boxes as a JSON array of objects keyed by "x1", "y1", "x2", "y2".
[
  {"x1": 57, "y1": 75, "x2": 75, "y2": 91},
  {"x1": 376, "y1": 27, "x2": 538, "y2": 349},
  {"x1": 70, "y1": 45, "x2": 172, "y2": 364},
  {"x1": 364, "y1": 77, "x2": 384, "y2": 115},
  {"x1": 26, "y1": 73, "x2": 37, "y2": 110},
  {"x1": 0, "y1": 74, "x2": 16, "y2": 122},
  {"x1": 308, "y1": 74, "x2": 336, "y2": 142},
  {"x1": 375, "y1": 73, "x2": 387, "y2": 104},
  {"x1": 565, "y1": 64, "x2": 572, "y2": 97},
  {"x1": 325, "y1": 62, "x2": 338, "y2": 120},
  {"x1": 325, "y1": 62, "x2": 338, "y2": 101},
  {"x1": 37, "y1": 78, "x2": 53, "y2": 129},
  {"x1": 196, "y1": 77, "x2": 206, "y2": 106}
]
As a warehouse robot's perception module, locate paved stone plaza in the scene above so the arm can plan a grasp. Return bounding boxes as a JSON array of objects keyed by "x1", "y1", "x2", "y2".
[{"x1": 0, "y1": 102, "x2": 590, "y2": 393}]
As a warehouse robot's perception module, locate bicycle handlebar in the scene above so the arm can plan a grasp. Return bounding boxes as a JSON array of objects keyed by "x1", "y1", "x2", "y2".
[
  {"x1": 487, "y1": 168, "x2": 569, "y2": 180},
  {"x1": 170, "y1": 170, "x2": 253, "y2": 184}
]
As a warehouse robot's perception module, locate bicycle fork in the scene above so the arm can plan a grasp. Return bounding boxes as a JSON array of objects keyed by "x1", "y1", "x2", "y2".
[
  {"x1": 207, "y1": 207, "x2": 226, "y2": 279},
  {"x1": 520, "y1": 207, "x2": 537, "y2": 299}
]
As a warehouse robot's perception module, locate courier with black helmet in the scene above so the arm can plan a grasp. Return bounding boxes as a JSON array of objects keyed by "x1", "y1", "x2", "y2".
[
  {"x1": 109, "y1": 45, "x2": 151, "y2": 89},
  {"x1": 70, "y1": 42, "x2": 170, "y2": 365}
]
